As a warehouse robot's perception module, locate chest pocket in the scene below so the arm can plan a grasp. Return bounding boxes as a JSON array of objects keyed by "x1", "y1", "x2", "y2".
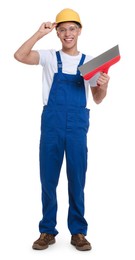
[{"x1": 55, "y1": 74, "x2": 86, "y2": 107}]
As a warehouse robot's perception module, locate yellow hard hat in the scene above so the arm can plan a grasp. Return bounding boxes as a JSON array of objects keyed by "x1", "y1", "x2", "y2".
[{"x1": 55, "y1": 8, "x2": 82, "y2": 27}]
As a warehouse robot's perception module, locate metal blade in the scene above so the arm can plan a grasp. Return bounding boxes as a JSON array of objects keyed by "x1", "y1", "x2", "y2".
[{"x1": 78, "y1": 45, "x2": 120, "y2": 76}]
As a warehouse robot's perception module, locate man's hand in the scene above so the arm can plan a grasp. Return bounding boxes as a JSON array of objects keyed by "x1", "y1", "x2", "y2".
[
  {"x1": 38, "y1": 22, "x2": 57, "y2": 37},
  {"x1": 91, "y1": 72, "x2": 110, "y2": 104},
  {"x1": 97, "y1": 72, "x2": 110, "y2": 89}
]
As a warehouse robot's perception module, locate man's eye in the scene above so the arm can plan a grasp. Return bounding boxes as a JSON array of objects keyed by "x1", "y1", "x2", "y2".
[{"x1": 60, "y1": 29, "x2": 65, "y2": 33}]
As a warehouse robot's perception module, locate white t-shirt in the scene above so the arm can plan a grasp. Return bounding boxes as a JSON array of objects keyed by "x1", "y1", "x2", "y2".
[{"x1": 37, "y1": 49, "x2": 99, "y2": 108}]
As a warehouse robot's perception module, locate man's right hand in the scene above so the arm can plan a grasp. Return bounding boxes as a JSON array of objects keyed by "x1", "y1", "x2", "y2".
[{"x1": 37, "y1": 22, "x2": 57, "y2": 37}]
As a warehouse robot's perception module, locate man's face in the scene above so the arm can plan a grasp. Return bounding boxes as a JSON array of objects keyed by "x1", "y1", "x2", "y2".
[{"x1": 56, "y1": 22, "x2": 82, "y2": 50}]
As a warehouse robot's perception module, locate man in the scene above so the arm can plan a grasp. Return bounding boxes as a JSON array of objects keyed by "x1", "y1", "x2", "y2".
[{"x1": 14, "y1": 8, "x2": 110, "y2": 251}]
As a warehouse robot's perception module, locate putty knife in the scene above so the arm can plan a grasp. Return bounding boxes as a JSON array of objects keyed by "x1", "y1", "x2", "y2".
[{"x1": 78, "y1": 45, "x2": 120, "y2": 80}]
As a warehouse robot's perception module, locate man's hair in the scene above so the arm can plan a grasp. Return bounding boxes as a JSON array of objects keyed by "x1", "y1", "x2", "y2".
[{"x1": 56, "y1": 21, "x2": 82, "y2": 29}]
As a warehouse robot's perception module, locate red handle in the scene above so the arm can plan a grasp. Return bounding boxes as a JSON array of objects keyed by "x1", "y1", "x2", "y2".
[
  {"x1": 83, "y1": 55, "x2": 120, "y2": 80},
  {"x1": 102, "y1": 67, "x2": 109, "y2": 74}
]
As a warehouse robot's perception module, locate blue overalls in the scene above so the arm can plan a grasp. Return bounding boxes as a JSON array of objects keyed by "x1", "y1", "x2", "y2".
[{"x1": 39, "y1": 51, "x2": 90, "y2": 236}]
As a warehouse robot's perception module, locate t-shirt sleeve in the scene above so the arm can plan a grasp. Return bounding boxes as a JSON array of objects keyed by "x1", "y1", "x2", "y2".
[
  {"x1": 37, "y1": 50, "x2": 46, "y2": 66},
  {"x1": 37, "y1": 49, "x2": 56, "y2": 67}
]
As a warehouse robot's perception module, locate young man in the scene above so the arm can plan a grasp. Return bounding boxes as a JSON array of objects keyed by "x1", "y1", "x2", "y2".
[{"x1": 14, "y1": 8, "x2": 110, "y2": 251}]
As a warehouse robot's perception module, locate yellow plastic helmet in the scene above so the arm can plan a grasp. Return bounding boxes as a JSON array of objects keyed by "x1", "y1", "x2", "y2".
[{"x1": 55, "y1": 8, "x2": 82, "y2": 27}]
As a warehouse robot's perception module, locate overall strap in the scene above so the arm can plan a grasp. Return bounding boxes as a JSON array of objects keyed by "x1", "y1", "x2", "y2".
[
  {"x1": 56, "y1": 51, "x2": 62, "y2": 72},
  {"x1": 78, "y1": 54, "x2": 86, "y2": 66},
  {"x1": 77, "y1": 53, "x2": 86, "y2": 74}
]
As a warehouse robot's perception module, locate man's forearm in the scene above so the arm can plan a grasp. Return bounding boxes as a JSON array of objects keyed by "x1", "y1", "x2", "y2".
[
  {"x1": 14, "y1": 31, "x2": 41, "y2": 61},
  {"x1": 14, "y1": 22, "x2": 56, "y2": 64},
  {"x1": 93, "y1": 86, "x2": 107, "y2": 104},
  {"x1": 91, "y1": 72, "x2": 110, "y2": 104}
]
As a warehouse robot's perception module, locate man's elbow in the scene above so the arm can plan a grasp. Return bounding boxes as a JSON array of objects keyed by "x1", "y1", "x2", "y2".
[
  {"x1": 14, "y1": 52, "x2": 23, "y2": 62},
  {"x1": 93, "y1": 98, "x2": 102, "y2": 104}
]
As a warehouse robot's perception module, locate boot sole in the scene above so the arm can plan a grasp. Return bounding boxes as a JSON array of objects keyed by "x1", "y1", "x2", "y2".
[{"x1": 32, "y1": 239, "x2": 55, "y2": 250}]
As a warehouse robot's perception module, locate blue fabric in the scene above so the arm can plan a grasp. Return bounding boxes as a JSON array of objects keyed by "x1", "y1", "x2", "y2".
[{"x1": 39, "y1": 51, "x2": 90, "y2": 235}]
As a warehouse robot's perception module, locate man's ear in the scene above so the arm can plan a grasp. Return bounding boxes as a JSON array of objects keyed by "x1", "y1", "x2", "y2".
[
  {"x1": 78, "y1": 28, "x2": 82, "y2": 36},
  {"x1": 56, "y1": 31, "x2": 60, "y2": 38}
]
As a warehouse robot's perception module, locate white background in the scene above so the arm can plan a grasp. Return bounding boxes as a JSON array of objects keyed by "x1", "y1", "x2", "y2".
[{"x1": 0, "y1": 0, "x2": 135, "y2": 259}]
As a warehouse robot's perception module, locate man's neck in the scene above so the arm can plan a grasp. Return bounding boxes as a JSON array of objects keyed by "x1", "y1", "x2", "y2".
[{"x1": 61, "y1": 48, "x2": 79, "y2": 56}]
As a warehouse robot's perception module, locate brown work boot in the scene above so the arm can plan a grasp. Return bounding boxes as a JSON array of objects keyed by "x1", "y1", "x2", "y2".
[
  {"x1": 71, "y1": 234, "x2": 92, "y2": 251},
  {"x1": 32, "y1": 233, "x2": 55, "y2": 250}
]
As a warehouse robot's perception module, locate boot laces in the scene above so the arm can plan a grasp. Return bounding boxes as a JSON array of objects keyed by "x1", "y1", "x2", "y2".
[
  {"x1": 77, "y1": 234, "x2": 85, "y2": 241},
  {"x1": 40, "y1": 233, "x2": 50, "y2": 241}
]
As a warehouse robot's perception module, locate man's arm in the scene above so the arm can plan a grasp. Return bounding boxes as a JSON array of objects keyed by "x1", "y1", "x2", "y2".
[
  {"x1": 91, "y1": 72, "x2": 110, "y2": 104},
  {"x1": 14, "y1": 22, "x2": 56, "y2": 65}
]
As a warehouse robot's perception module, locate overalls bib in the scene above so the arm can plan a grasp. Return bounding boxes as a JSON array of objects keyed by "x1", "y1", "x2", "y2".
[{"x1": 39, "y1": 51, "x2": 90, "y2": 236}]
